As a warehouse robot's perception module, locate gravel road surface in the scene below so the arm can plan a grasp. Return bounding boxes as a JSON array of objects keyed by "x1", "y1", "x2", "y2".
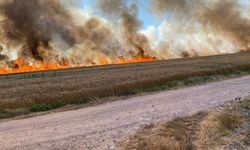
[{"x1": 1, "y1": 76, "x2": 250, "y2": 150}]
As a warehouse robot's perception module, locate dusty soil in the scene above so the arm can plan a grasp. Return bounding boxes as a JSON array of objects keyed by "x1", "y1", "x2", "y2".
[
  {"x1": 1, "y1": 52, "x2": 250, "y2": 109},
  {"x1": 0, "y1": 75, "x2": 250, "y2": 150},
  {"x1": 121, "y1": 98, "x2": 250, "y2": 150}
]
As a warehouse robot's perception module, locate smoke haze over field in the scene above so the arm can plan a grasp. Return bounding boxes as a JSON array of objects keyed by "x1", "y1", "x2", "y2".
[
  {"x1": 0, "y1": 0, "x2": 250, "y2": 68},
  {"x1": 150, "y1": 0, "x2": 250, "y2": 56}
]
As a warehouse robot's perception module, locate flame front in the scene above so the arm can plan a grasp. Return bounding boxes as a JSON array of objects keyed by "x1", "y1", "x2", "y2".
[{"x1": 0, "y1": 56, "x2": 156, "y2": 75}]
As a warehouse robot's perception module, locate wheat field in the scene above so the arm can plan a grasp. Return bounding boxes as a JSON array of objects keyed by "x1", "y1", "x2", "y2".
[{"x1": 1, "y1": 52, "x2": 250, "y2": 109}]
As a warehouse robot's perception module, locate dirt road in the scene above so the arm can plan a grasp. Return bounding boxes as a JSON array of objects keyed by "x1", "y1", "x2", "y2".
[{"x1": 1, "y1": 76, "x2": 250, "y2": 150}]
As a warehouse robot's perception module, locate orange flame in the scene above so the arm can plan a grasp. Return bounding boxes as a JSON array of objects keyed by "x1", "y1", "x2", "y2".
[{"x1": 0, "y1": 56, "x2": 156, "y2": 75}]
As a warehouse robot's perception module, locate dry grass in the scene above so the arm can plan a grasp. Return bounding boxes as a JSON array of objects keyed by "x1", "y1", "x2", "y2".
[
  {"x1": 1, "y1": 52, "x2": 250, "y2": 110},
  {"x1": 121, "y1": 113, "x2": 205, "y2": 150},
  {"x1": 197, "y1": 109, "x2": 244, "y2": 148},
  {"x1": 121, "y1": 98, "x2": 250, "y2": 150}
]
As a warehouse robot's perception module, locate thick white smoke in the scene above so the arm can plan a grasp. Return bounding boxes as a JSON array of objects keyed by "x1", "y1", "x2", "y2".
[{"x1": 147, "y1": 0, "x2": 250, "y2": 57}]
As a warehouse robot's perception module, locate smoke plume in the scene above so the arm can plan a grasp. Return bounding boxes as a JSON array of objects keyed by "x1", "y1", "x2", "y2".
[
  {"x1": 0, "y1": 0, "x2": 249, "y2": 69},
  {"x1": 96, "y1": 0, "x2": 154, "y2": 57},
  {"x1": 150, "y1": 0, "x2": 250, "y2": 55},
  {"x1": 0, "y1": 0, "x2": 77, "y2": 60},
  {"x1": 0, "y1": 0, "x2": 130, "y2": 65},
  {"x1": 202, "y1": 0, "x2": 250, "y2": 50}
]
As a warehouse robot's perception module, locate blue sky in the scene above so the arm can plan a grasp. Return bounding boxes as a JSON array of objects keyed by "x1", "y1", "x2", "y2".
[
  {"x1": 81, "y1": 0, "x2": 161, "y2": 28},
  {"x1": 81, "y1": 0, "x2": 249, "y2": 29}
]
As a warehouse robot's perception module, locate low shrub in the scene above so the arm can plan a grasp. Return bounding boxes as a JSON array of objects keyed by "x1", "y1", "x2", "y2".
[{"x1": 29, "y1": 101, "x2": 65, "y2": 112}]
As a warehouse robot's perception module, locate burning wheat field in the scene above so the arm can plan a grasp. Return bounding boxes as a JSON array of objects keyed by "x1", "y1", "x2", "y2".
[
  {"x1": 2, "y1": 1, "x2": 250, "y2": 149},
  {"x1": 1, "y1": 0, "x2": 250, "y2": 115},
  {"x1": 0, "y1": 0, "x2": 250, "y2": 74}
]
